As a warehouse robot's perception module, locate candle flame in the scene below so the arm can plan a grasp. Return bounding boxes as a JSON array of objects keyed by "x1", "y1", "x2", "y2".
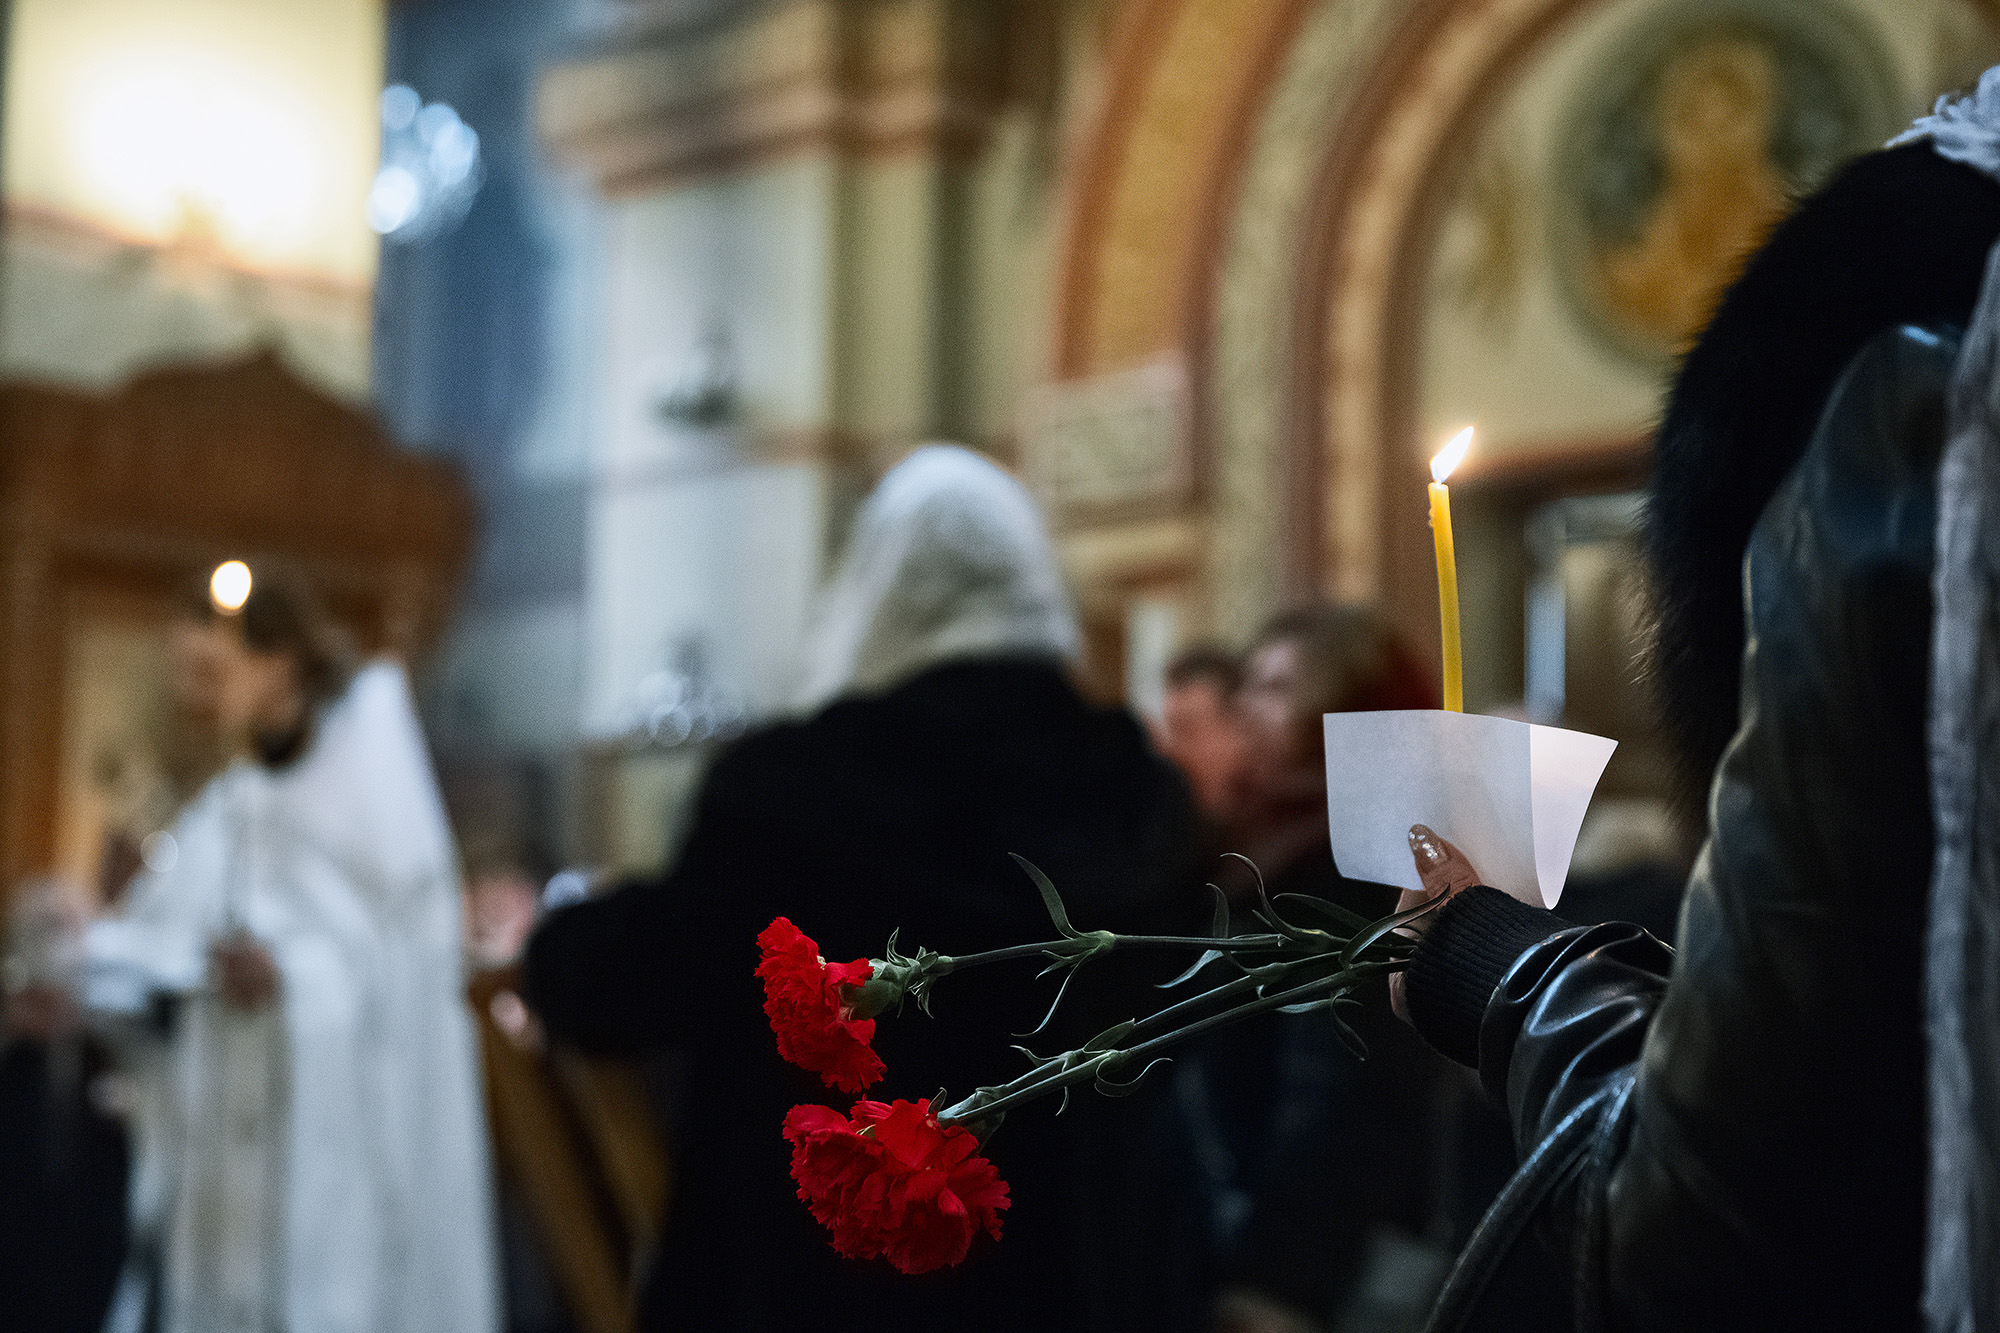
[
  {"x1": 210, "y1": 560, "x2": 252, "y2": 613},
  {"x1": 1431, "y1": 426, "x2": 1473, "y2": 484}
]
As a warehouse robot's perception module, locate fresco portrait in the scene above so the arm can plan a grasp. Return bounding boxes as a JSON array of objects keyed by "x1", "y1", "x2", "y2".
[{"x1": 1554, "y1": 0, "x2": 1898, "y2": 363}]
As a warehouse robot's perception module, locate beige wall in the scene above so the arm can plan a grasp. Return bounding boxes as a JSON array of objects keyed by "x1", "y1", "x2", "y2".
[
  {"x1": 1, "y1": 0, "x2": 384, "y2": 399},
  {"x1": 7, "y1": 0, "x2": 384, "y2": 282},
  {"x1": 545, "y1": 0, "x2": 1103, "y2": 742}
]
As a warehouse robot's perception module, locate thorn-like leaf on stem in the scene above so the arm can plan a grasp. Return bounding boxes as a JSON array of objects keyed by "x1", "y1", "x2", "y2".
[
  {"x1": 1094, "y1": 1056, "x2": 1172, "y2": 1097},
  {"x1": 1016, "y1": 962, "x2": 1082, "y2": 1038},
  {"x1": 1011, "y1": 853, "x2": 1081, "y2": 939}
]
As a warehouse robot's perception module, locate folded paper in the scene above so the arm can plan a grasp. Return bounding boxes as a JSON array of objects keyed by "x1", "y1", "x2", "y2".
[{"x1": 1322, "y1": 710, "x2": 1617, "y2": 909}]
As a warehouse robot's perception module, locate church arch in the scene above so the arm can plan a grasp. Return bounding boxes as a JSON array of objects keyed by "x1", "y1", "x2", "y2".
[{"x1": 1055, "y1": 0, "x2": 1995, "y2": 661}]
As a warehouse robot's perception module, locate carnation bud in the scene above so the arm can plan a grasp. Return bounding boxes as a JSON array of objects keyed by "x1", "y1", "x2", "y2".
[
  {"x1": 844, "y1": 947, "x2": 951, "y2": 1019},
  {"x1": 840, "y1": 974, "x2": 906, "y2": 1021}
]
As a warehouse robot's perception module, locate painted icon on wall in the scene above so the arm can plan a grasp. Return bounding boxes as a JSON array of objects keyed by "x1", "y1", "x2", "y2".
[{"x1": 1554, "y1": 0, "x2": 1897, "y2": 364}]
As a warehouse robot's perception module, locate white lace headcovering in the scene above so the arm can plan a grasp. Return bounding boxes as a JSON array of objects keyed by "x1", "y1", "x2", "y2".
[
  {"x1": 795, "y1": 444, "x2": 1078, "y2": 712},
  {"x1": 1890, "y1": 65, "x2": 2000, "y2": 181}
]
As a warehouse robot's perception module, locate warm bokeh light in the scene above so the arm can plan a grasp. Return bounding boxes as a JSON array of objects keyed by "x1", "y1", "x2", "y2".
[
  {"x1": 4, "y1": 0, "x2": 385, "y2": 282},
  {"x1": 70, "y1": 48, "x2": 324, "y2": 262},
  {"x1": 210, "y1": 560, "x2": 252, "y2": 613},
  {"x1": 1431, "y1": 426, "x2": 1474, "y2": 484}
]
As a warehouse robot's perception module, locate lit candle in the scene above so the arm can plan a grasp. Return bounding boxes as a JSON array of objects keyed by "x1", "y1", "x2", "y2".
[{"x1": 1428, "y1": 427, "x2": 1472, "y2": 713}]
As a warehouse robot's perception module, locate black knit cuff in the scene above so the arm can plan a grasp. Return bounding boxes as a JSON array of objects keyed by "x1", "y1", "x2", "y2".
[{"x1": 1405, "y1": 885, "x2": 1568, "y2": 1069}]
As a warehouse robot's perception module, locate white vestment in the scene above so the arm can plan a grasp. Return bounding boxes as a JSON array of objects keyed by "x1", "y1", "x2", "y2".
[{"x1": 90, "y1": 662, "x2": 498, "y2": 1333}]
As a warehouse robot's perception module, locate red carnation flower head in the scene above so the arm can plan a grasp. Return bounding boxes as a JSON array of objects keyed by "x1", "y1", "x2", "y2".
[
  {"x1": 757, "y1": 917, "x2": 886, "y2": 1092},
  {"x1": 784, "y1": 1098, "x2": 1009, "y2": 1274}
]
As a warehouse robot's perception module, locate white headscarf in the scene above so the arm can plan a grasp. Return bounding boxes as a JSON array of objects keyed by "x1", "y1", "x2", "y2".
[
  {"x1": 1890, "y1": 65, "x2": 2000, "y2": 177},
  {"x1": 1896, "y1": 74, "x2": 2000, "y2": 1333},
  {"x1": 796, "y1": 445, "x2": 1079, "y2": 711}
]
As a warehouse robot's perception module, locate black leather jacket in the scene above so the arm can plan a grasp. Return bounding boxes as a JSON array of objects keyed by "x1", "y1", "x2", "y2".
[{"x1": 1404, "y1": 324, "x2": 1953, "y2": 1333}]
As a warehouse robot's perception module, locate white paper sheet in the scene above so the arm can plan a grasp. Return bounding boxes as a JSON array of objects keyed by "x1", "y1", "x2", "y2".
[{"x1": 1322, "y1": 710, "x2": 1617, "y2": 909}]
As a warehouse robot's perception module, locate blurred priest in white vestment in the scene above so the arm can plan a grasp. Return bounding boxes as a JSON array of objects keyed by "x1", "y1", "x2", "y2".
[{"x1": 87, "y1": 568, "x2": 498, "y2": 1333}]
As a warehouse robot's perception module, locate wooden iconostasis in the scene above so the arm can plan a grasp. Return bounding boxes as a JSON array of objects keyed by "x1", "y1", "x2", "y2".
[{"x1": 0, "y1": 350, "x2": 471, "y2": 911}]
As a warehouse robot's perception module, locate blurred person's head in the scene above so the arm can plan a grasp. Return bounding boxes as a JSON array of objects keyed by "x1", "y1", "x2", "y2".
[
  {"x1": 1156, "y1": 644, "x2": 1247, "y2": 821},
  {"x1": 169, "y1": 615, "x2": 230, "y2": 727},
  {"x1": 463, "y1": 862, "x2": 545, "y2": 971},
  {"x1": 179, "y1": 563, "x2": 356, "y2": 766},
  {"x1": 797, "y1": 445, "x2": 1078, "y2": 710},
  {"x1": 2, "y1": 879, "x2": 84, "y2": 1042},
  {"x1": 459, "y1": 830, "x2": 555, "y2": 971},
  {"x1": 1237, "y1": 605, "x2": 1436, "y2": 809}
]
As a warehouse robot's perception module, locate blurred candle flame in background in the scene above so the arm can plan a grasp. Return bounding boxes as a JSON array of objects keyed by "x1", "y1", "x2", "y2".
[
  {"x1": 69, "y1": 47, "x2": 325, "y2": 261},
  {"x1": 209, "y1": 560, "x2": 252, "y2": 614},
  {"x1": 4, "y1": 0, "x2": 385, "y2": 283}
]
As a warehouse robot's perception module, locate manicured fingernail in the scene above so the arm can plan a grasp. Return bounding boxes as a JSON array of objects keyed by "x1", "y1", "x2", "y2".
[{"x1": 1409, "y1": 824, "x2": 1445, "y2": 865}]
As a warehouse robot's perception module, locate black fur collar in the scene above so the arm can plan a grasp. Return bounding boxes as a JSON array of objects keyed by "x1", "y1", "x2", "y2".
[{"x1": 1645, "y1": 144, "x2": 2000, "y2": 821}]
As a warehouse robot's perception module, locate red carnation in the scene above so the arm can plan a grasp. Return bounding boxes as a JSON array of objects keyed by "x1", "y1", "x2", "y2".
[
  {"x1": 757, "y1": 917, "x2": 886, "y2": 1092},
  {"x1": 784, "y1": 1098, "x2": 1009, "y2": 1274}
]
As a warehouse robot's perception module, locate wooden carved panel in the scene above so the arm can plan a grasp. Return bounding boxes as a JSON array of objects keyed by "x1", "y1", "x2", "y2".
[{"x1": 0, "y1": 351, "x2": 472, "y2": 898}]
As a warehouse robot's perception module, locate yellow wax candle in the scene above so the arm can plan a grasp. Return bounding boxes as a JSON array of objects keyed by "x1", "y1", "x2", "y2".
[{"x1": 1429, "y1": 428, "x2": 1472, "y2": 713}]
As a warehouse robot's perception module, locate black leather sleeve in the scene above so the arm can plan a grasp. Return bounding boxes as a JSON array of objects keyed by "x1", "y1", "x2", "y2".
[
  {"x1": 1407, "y1": 887, "x2": 1672, "y2": 1156},
  {"x1": 1403, "y1": 886, "x2": 1579, "y2": 1070}
]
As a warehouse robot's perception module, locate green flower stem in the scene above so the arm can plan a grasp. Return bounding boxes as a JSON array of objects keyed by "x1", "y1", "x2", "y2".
[
  {"x1": 935, "y1": 949, "x2": 1409, "y2": 1126},
  {"x1": 1108, "y1": 953, "x2": 1405, "y2": 1056},
  {"x1": 1089, "y1": 938, "x2": 1412, "y2": 1050},
  {"x1": 1119, "y1": 955, "x2": 1354, "y2": 1044},
  {"x1": 924, "y1": 931, "x2": 1298, "y2": 975}
]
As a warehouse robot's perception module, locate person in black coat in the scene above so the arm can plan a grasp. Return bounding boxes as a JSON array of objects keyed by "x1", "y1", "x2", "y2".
[
  {"x1": 524, "y1": 445, "x2": 1206, "y2": 1333},
  {"x1": 1392, "y1": 104, "x2": 2000, "y2": 1332}
]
